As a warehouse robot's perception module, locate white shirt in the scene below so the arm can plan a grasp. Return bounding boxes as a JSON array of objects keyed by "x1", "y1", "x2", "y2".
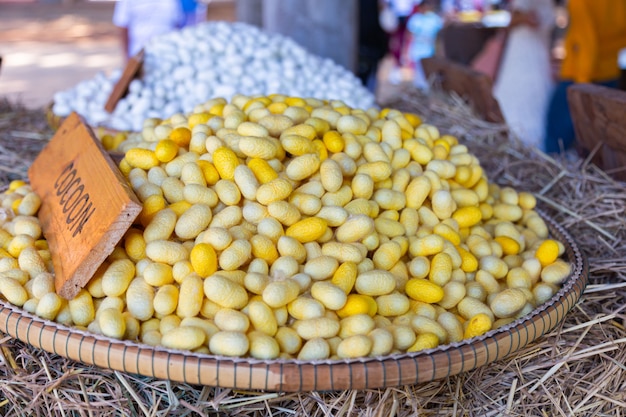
[{"x1": 113, "y1": 0, "x2": 184, "y2": 57}]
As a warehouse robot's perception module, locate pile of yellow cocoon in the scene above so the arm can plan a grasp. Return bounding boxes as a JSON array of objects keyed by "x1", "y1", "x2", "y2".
[{"x1": 0, "y1": 94, "x2": 571, "y2": 361}]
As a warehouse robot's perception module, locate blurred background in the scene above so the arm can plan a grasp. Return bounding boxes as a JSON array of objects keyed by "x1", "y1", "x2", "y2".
[{"x1": 0, "y1": 0, "x2": 236, "y2": 108}]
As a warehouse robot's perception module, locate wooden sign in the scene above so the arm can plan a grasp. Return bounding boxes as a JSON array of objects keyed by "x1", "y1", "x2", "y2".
[
  {"x1": 422, "y1": 56, "x2": 505, "y2": 124},
  {"x1": 568, "y1": 83, "x2": 626, "y2": 181},
  {"x1": 28, "y1": 112, "x2": 142, "y2": 299},
  {"x1": 104, "y1": 49, "x2": 144, "y2": 113}
]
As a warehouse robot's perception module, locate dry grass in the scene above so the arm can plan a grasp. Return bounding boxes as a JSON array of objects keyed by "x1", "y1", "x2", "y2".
[{"x1": 1, "y1": 91, "x2": 626, "y2": 416}]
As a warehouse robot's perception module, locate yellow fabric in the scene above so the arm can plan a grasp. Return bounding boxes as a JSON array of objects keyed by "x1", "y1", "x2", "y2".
[{"x1": 560, "y1": 0, "x2": 626, "y2": 83}]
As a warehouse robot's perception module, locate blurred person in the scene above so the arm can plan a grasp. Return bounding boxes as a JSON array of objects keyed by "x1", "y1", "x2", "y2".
[
  {"x1": 544, "y1": 0, "x2": 626, "y2": 153},
  {"x1": 385, "y1": 0, "x2": 422, "y2": 83},
  {"x1": 358, "y1": 0, "x2": 390, "y2": 92},
  {"x1": 492, "y1": 0, "x2": 555, "y2": 150},
  {"x1": 406, "y1": 0, "x2": 443, "y2": 89},
  {"x1": 113, "y1": 0, "x2": 185, "y2": 60},
  {"x1": 181, "y1": 0, "x2": 208, "y2": 27}
]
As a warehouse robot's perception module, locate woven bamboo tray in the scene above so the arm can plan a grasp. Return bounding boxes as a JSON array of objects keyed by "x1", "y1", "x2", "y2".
[{"x1": 0, "y1": 210, "x2": 587, "y2": 392}]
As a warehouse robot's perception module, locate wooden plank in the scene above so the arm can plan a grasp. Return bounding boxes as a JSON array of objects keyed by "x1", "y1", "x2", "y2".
[
  {"x1": 422, "y1": 56, "x2": 505, "y2": 123},
  {"x1": 567, "y1": 83, "x2": 626, "y2": 181},
  {"x1": 28, "y1": 112, "x2": 142, "y2": 299},
  {"x1": 104, "y1": 49, "x2": 144, "y2": 113}
]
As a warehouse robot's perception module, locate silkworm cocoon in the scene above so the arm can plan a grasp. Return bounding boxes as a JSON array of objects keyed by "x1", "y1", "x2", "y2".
[
  {"x1": 534, "y1": 239, "x2": 560, "y2": 267},
  {"x1": 376, "y1": 292, "x2": 410, "y2": 316},
  {"x1": 407, "y1": 332, "x2": 439, "y2": 352},
  {"x1": 297, "y1": 337, "x2": 330, "y2": 360},
  {"x1": 457, "y1": 297, "x2": 495, "y2": 322},
  {"x1": 355, "y1": 161, "x2": 392, "y2": 182},
  {"x1": 153, "y1": 284, "x2": 179, "y2": 316},
  {"x1": 246, "y1": 300, "x2": 278, "y2": 336},
  {"x1": 407, "y1": 256, "x2": 430, "y2": 280},
  {"x1": 354, "y1": 270, "x2": 396, "y2": 296},
  {"x1": 214, "y1": 179, "x2": 241, "y2": 206},
  {"x1": 494, "y1": 236, "x2": 521, "y2": 256},
  {"x1": 237, "y1": 135, "x2": 278, "y2": 159},
  {"x1": 209, "y1": 206, "x2": 241, "y2": 230},
  {"x1": 319, "y1": 158, "x2": 343, "y2": 193},
  {"x1": 246, "y1": 330, "x2": 280, "y2": 359},
  {"x1": 284, "y1": 153, "x2": 320, "y2": 181},
  {"x1": 373, "y1": 189, "x2": 406, "y2": 211},
  {"x1": 438, "y1": 281, "x2": 466, "y2": 310},
  {"x1": 275, "y1": 326, "x2": 302, "y2": 355},
  {"x1": 98, "y1": 307, "x2": 126, "y2": 339},
  {"x1": 180, "y1": 162, "x2": 207, "y2": 187},
  {"x1": 276, "y1": 236, "x2": 306, "y2": 263},
  {"x1": 335, "y1": 215, "x2": 375, "y2": 243},
  {"x1": 285, "y1": 217, "x2": 327, "y2": 243},
  {"x1": 331, "y1": 261, "x2": 358, "y2": 294},
  {"x1": 12, "y1": 216, "x2": 42, "y2": 240},
  {"x1": 6, "y1": 234, "x2": 35, "y2": 258},
  {"x1": 143, "y1": 209, "x2": 177, "y2": 243},
  {"x1": 428, "y1": 252, "x2": 453, "y2": 286},
  {"x1": 262, "y1": 278, "x2": 300, "y2": 308},
  {"x1": 219, "y1": 239, "x2": 252, "y2": 271},
  {"x1": 287, "y1": 296, "x2": 326, "y2": 321},
  {"x1": 321, "y1": 184, "x2": 353, "y2": 207},
  {"x1": 160, "y1": 177, "x2": 185, "y2": 204},
  {"x1": 336, "y1": 334, "x2": 372, "y2": 359},
  {"x1": 17, "y1": 246, "x2": 47, "y2": 280},
  {"x1": 164, "y1": 152, "x2": 198, "y2": 178},
  {"x1": 405, "y1": 278, "x2": 444, "y2": 304},
  {"x1": 437, "y1": 311, "x2": 464, "y2": 343},
  {"x1": 492, "y1": 203, "x2": 523, "y2": 222},
  {"x1": 142, "y1": 261, "x2": 173, "y2": 287},
  {"x1": 174, "y1": 204, "x2": 212, "y2": 240},
  {"x1": 145, "y1": 240, "x2": 189, "y2": 265},
  {"x1": 126, "y1": 277, "x2": 155, "y2": 321},
  {"x1": 161, "y1": 326, "x2": 206, "y2": 351},
  {"x1": 489, "y1": 288, "x2": 527, "y2": 319},
  {"x1": 125, "y1": 148, "x2": 159, "y2": 170},
  {"x1": 303, "y1": 256, "x2": 338, "y2": 280},
  {"x1": 0, "y1": 269, "x2": 29, "y2": 287},
  {"x1": 16, "y1": 192, "x2": 42, "y2": 216},
  {"x1": 101, "y1": 259, "x2": 135, "y2": 297},
  {"x1": 466, "y1": 234, "x2": 492, "y2": 258},
  {"x1": 372, "y1": 241, "x2": 402, "y2": 270},
  {"x1": 212, "y1": 146, "x2": 240, "y2": 180},
  {"x1": 287, "y1": 193, "x2": 321, "y2": 218},
  {"x1": 533, "y1": 282, "x2": 559, "y2": 305},
  {"x1": 209, "y1": 331, "x2": 249, "y2": 357},
  {"x1": 203, "y1": 274, "x2": 248, "y2": 309},
  {"x1": 268, "y1": 201, "x2": 301, "y2": 226},
  {"x1": 310, "y1": 281, "x2": 347, "y2": 310},
  {"x1": 269, "y1": 255, "x2": 299, "y2": 278},
  {"x1": 256, "y1": 178, "x2": 293, "y2": 205},
  {"x1": 68, "y1": 290, "x2": 95, "y2": 327},
  {"x1": 34, "y1": 292, "x2": 63, "y2": 321},
  {"x1": 540, "y1": 260, "x2": 572, "y2": 285},
  {"x1": 293, "y1": 317, "x2": 340, "y2": 340},
  {"x1": 463, "y1": 312, "x2": 492, "y2": 339},
  {"x1": 232, "y1": 165, "x2": 259, "y2": 201},
  {"x1": 390, "y1": 325, "x2": 417, "y2": 350},
  {"x1": 409, "y1": 234, "x2": 445, "y2": 257},
  {"x1": 214, "y1": 308, "x2": 250, "y2": 332}
]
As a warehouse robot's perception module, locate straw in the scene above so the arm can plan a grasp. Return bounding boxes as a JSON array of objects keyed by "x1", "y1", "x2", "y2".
[{"x1": 2, "y1": 90, "x2": 626, "y2": 415}]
